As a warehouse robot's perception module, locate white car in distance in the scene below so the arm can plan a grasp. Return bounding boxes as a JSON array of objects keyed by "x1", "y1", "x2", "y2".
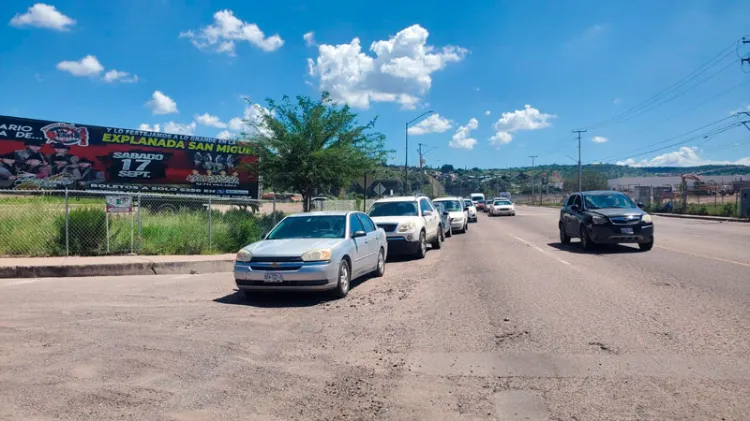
[
  {"x1": 489, "y1": 199, "x2": 516, "y2": 216},
  {"x1": 433, "y1": 197, "x2": 469, "y2": 233},
  {"x1": 463, "y1": 199, "x2": 478, "y2": 222}
]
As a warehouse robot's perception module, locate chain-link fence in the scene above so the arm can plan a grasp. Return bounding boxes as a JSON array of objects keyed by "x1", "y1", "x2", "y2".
[{"x1": 0, "y1": 190, "x2": 290, "y2": 257}]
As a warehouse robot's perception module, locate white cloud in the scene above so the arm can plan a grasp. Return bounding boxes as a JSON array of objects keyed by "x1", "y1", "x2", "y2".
[
  {"x1": 488, "y1": 104, "x2": 556, "y2": 145},
  {"x1": 449, "y1": 118, "x2": 478, "y2": 150},
  {"x1": 103, "y1": 69, "x2": 138, "y2": 83},
  {"x1": 216, "y1": 130, "x2": 236, "y2": 139},
  {"x1": 228, "y1": 103, "x2": 272, "y2": 136},
  {"x1": 407, "y1": 114, "x2": 452, "y2": 135},
  {"x1": 10, "y1": 3, "x2": 75, "y2": 31},
  {"x1": 592, "y1": 136, "x2": 608, "y2": 143},
  {"x1": 180, "y1": 10, "x2": 284, "y2": 55},
  {"x1": 163, "y1": 121, "x2": 197, "y2": 135},
  {"x1": 138, "y1": 123, "x2": 161, "y2": 132},
  {"x1": 146, "y1": 91, "x2": 178, "y2": 115},
  {"x1": 56, "y1": 55, "x2": 103, "y2": 77},
  {"x1": 616, "y1": 146, "x2": 750, "y2": 167},
  {"x1": 490, "y1": 131, "x2": 512, "y2": 147},
  {"x1": 484, "y1": 110, "x2": 491, "y2": 116},
  {"x1": 195, "y1": 113, "x2": 227, "y2": 128},
  {"x1": 729, "y1": 105, "x2": 750, "y2": 115},
  {"x1": 307, "y1": 24, "x2": 467, "y2": 109},
  {"x1": 303, "y1": 31, "x2": 316, "y2": 47}
]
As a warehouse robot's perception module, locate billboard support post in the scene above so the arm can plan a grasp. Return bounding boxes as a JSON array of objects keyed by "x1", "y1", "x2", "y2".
[
  {"x1": 130, "y1": 196, "x2": 135, "y2": 254},
  {"x1": 105, "y1": 211, "x2": 110, "y2": 254},
  {"x1": 64, "y1": 189, "x2": 70, "y2": 256}
]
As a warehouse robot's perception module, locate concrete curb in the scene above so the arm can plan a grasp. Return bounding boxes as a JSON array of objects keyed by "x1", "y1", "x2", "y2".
[
  {"x1": 651, "y1": 213, "x2": 750, "y2": 223},
  {"x1": 0, "y1": 258, "x2": 234, "y2": 279}
]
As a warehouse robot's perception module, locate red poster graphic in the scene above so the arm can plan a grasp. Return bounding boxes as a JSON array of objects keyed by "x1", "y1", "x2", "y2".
[{"x1": 0, "y1": 115, "x2": 259, "y2": 197}]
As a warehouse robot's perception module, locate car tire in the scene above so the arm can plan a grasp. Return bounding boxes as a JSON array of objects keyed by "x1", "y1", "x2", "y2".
[
  {"x1": 431, "y1": 227, "x2": 444, "y2": 249},
  {"x1": 638, "y1": 240, "x2": 654, "y2": 251},
  {"x1": 580, "y1": 225, "x2": 595, "y2": 251},
  {"x1": 372, "y1": 248, "x2": 386, "y2": 277},
  {"x1": 446, "y1": 224, "x2": 452, "y2": 238},
  {"x1": 415, "y1": 231, "x2": 427, "y2": 259},
  {"x1": 559, "y1": 223, "x2": 571, "y2": 245},
  {"x1": 331, "y1": 259, "x2": 351, "y2": 299}
]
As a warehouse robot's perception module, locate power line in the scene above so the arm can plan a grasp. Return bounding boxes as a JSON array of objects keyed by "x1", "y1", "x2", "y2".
[{"x1": 585, "y1": 39, "x2": 740, "y2": 129}]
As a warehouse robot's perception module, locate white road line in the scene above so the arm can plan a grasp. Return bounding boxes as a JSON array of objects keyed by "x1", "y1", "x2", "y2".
[{"x1": 509, "y1": 234, "x2": 577, "y2": 269}]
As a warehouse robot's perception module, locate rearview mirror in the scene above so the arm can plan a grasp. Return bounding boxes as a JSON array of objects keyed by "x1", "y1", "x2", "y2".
[{"x1": 352, "y1": 230, "x2": 367, "y2": 238}]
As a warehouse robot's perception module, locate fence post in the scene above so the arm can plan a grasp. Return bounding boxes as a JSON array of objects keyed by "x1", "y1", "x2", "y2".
[
  {"x1": 208, "y1": 197, "x2": 213, "y2": 252},
  {"x1": 272, "y1": 197, "x2": 278, "y2": 226},
  {"x1": 105, "y1": 210, "x2": 110, "y2": 254},
  {"x1": 130, "y1": 195, "x2": 134, "y2": 254},
  {"x1": 64, "y1": 189, "x2": 70, "y2": 256},
  {"x1": 137, "y1": 192, "x2": 142, "y2": 254}
]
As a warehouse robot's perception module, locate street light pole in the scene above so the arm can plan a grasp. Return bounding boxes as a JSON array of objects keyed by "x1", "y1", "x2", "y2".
[{"x1": 404, "y1": 110, "x2": 435, "y2": 194}]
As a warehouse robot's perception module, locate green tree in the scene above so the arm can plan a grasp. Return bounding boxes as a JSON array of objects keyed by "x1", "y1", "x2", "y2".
[
  {"x1": 563, "y1": 169, "x2": 609, "y2": 192},
  {"x1": 440, "y1": 164, "x2": 454, "y2": 173},
  {"x1": 246, "y1": 93, "x2": 388, "y2": 211}
]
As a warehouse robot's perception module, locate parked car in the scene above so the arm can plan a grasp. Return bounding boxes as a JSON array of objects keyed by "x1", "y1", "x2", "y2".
[
  {"x1": 559, "y1": 191, "x2": 654, "y2": 251},
  {"x1": 463, "y1": 199, "x2": 478, "y2": 222},
  {"x1": 489, "y1": 199, "x2": 516, "y2": 216},
  {"x1": 433, "y1": 201, "x2": 453, "y2": 238},
  {"x1": 368, "y1": 195, "x2": 443, "y2": 258},
  {"x1": 432, "y1": 196, "x2": 469, "y2": 234},
  {"x1": 234, "y1": 211, "x2": 387, "y2": 299}
]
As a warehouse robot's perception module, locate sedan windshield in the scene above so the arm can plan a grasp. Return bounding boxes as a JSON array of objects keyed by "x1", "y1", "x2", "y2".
[
  {"x1": 583, "y1": 193, "x2": 637, "y2": 210},
  {"x1": 267, "y1": 215, "x2": 346, "y2": 239},
  {"x1": 434, "y1": 200, "x2": 462, "y2": 211},
  {"x1": 495, "y1": 200, "x2": 511, "y2": 206},
  {"x1": 464, "y1": 200, "x2": 473, "y2": 207},
  {"x1": 369, "y1": 201, "x2": 418, "y2": 217}
]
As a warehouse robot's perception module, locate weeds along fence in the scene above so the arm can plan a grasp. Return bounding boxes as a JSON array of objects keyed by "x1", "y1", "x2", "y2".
[{"x1": 0, "y1": 190, "x2": 288, "y2": 257}]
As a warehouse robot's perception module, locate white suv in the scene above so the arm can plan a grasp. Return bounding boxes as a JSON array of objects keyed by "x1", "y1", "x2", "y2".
[
  {"x1": 368, "y1": 195, "x2": 443, "y2": 258},
  {"x1": 433, "y1": 197, "x2": 470, "y2": 233}
]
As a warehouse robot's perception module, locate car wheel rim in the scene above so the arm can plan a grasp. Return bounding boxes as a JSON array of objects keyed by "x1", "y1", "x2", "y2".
[
  {"x1": 340, "y1": 264, "x2": 349, "y2": 292},
  {"x1": 378, "y1": 252, "x2": 384, "y2": 273},
  {"x1": 421, "y1": 234, "x2": 426, "y2": 254}
]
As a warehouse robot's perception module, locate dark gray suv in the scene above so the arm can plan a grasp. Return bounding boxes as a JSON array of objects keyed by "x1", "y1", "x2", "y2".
[{"x1": 559, "y1": 191, "x2": 654, "y2": 251}]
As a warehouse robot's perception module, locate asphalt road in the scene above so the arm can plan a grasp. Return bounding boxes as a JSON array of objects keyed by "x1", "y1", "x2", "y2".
[{"x1": 1, "y1": 207, "x2": 749, "y2": 420}]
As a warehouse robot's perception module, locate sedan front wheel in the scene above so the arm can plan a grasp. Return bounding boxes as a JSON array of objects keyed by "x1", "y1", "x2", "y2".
[{"x1": 332, "y1": 260, "x2": 351, "y2": 299}]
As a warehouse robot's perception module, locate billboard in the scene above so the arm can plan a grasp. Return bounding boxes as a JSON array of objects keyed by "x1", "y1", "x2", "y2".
[{"x1": 0, "y1": 115, "x2": 259, "y2": 197}]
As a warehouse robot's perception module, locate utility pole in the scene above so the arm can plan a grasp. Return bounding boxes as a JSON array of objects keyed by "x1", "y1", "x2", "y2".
[
  {"x1": 418, "y1": 143, "x2": 424, "y2": 195},
  {"x1": 528, "y1": 155, "x2": 538, "y2": 204},
  {"x1": 572, "y1": 129, "x2": 587, "y2": 193},
  {"x1": 404, "y1": 111, "x2": 435, "y2": 195}
]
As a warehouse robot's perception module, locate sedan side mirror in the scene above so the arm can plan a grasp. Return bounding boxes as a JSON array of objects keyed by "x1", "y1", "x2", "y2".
[
  {"x1": 262, "y1": 231, "x2": 269, "y2": 239},
  {"x1": 637, "y1": 202, "x2": 644, "y2": 208},
  {"x1": 443, "y1": 211, "x2": 450, "y2": 216},
  {"x1": 352, "y1": 230, "x2": 367, "y2": 238},
  {"x1": 570, "y1": 205, "x2": 580, "y2": 212}
]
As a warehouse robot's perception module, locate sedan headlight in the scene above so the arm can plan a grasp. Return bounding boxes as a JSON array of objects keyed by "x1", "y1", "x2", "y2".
[
  {"x1": 236, "y1": 249, "x2": 252, "y2": 262},
  {"x1": 398, "y1": 222, "x2": 416, "y2": 232},
  {"x1": 301, "y1": 248, "x2": 332, "y2": 262},
  {"x1": 592, "y1": 215, "x2": 608, "y2": 225},
  {"x1": 642, "y1": 214, "x2": 653, "y2": 223}
]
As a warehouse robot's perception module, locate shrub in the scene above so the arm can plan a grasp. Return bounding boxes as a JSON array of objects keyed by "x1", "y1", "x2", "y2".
[
  {"x1": 216, "y1": 209, "x2": 263, "y2": 252},
  {"x1": 56, "y1": 207, "x2": 108, "y2": 255}
]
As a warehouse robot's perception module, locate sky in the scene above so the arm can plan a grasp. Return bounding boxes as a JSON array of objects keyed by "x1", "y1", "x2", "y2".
[{"x1": 2, "y1": 0, "x2": 750, "y2": 170}]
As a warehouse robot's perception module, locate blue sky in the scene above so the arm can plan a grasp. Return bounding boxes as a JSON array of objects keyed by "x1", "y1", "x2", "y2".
[{"x1": 2, "y1": 0, "x2": 749, "y2": 170}]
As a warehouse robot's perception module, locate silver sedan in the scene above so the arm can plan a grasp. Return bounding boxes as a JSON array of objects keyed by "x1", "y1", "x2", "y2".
[{"x1": 234, "y1": 211, "x2": 387, "y2": 299}]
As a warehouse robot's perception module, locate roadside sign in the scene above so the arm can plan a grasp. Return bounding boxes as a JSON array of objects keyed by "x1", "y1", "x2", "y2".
[
  {"x1": 106, "y1": 195, "x2": 133, "y2": 213},
  {"x1": 374, "y1": 183, "x2": 386, "y2": 195}
]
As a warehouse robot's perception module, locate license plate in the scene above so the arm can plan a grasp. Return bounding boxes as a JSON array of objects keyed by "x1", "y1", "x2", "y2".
[
  {"x1": 264, "y1": 272, "x2": 284, "y2": 283},
  {"x1": 620, "y1": 227, "x2": 634, "y2": 234}
]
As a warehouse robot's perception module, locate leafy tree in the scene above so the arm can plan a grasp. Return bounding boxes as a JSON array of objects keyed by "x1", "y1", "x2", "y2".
[
  {"x1": 245, "y1": 93, "x2": 388, "y2": 211},
  {"x1": 440, "y1": 164, "x2": 454, "y2": 173},
  {"x1": 563, "y1": 169, "x2": 609, "y2": 192}
]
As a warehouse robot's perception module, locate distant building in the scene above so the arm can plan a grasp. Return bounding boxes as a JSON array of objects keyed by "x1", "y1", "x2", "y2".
[{"x1": 608, "y1": 175, "x2": 746, "y2": 190}]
